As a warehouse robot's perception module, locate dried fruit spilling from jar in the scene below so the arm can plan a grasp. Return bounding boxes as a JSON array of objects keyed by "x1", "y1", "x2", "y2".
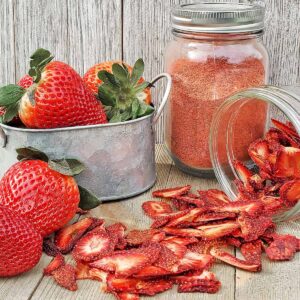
[{"x1": 22, "y1": 119, "x2": 298, "y2": 299}]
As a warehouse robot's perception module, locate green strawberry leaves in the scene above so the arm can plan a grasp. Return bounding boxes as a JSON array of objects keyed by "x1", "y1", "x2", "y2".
[
  {"x1": 16, "y1": 147, "x2": 49, "y2": 162},
  {"x1": 97, "y1": 58, "x2": 154, "y2": 123},
  {"x1": 78, "y1": 185, "x2": 102, "y2": 210},
  {"x1": 29, "y1": 48, "x2": 54, "y2": 83}
]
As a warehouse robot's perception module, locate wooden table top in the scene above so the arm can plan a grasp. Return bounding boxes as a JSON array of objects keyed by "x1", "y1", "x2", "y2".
[{"x1": 1, "y1": 145, "x2": 300, "y2": 300}]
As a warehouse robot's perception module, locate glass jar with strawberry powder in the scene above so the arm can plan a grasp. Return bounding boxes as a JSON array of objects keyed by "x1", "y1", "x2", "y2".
[
  {"x1": 165, "y1": 2, "x2": 269, "y2": 177},
  {"x1": 210, "y1": 86, "x2": 300, "y2": 222}
]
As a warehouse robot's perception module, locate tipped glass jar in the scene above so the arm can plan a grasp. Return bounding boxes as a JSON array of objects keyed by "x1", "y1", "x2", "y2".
[
  {"x1": 210, "y1": 86, "x2": 300, "y2": 222},
  {"x1": 165, "y1": 2, "x2": 269, "y2": 177}
]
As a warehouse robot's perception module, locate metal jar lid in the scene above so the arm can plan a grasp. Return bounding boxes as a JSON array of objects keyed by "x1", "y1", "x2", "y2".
[{"x1": 172, "y1": 2, "x2": 265, "y2": 34}]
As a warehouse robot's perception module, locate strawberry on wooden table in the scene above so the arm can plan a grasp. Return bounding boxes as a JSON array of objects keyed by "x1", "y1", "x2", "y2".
[
  {"x1": 0, "y1": 147, "x2": 101, "y2": 237},
  {"x1": 0, "y1": 48, "x2": 107, "y2": 128},
  {"x1": 0, "y1": 206, "x2": 42, "y2": 277}
]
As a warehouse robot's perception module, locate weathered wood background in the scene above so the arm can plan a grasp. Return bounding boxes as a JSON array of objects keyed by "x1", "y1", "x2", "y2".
[{"x1": 0, "y1": 0, "x2": 299, "y2": 142}]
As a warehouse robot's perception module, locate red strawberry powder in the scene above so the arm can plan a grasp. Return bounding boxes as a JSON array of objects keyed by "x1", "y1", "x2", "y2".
[{"x1": 166, "y1": 56, "x2": 266, "y2": 171}]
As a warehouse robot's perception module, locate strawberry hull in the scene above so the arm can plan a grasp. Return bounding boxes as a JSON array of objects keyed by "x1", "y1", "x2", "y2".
[{"x1": 0, "y1": 74, "x2": 171, "y2": 202}]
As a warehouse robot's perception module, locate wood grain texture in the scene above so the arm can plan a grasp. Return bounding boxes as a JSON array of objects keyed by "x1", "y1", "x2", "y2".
[
  {"x1": 0, "y1": 0, "x2": 15, "y2": 85},
  {"x1": 67, "y1": 0, "x2": 122, "y2": 76},
  {"x1": 14, "y1": 0, "x2": 68, "y2": 81}
]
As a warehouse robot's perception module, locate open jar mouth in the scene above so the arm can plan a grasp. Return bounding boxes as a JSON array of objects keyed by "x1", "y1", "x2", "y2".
[{"x1": 209, "y1": 85, "x2": 300, "y2": 222}]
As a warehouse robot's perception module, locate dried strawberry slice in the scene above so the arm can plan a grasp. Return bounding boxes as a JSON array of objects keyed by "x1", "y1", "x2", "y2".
[
  {"x1": 188, "y1": 240, "x2": 226, "y2": 255},
  {"x1": 173, "y1": 269, "x2": 217, "y2": 283},
  {"x1": 234, "y1": 161, "x2": 253, "y2": 185},
  {"x1": 142, "y1": 201, "x2": 173, "y2": 218},
  {"x1": 44, "y1": 254, "x2": 65, "y2": 275},
  {"x1": 272, "y1": 119, "x2": 299, "y2": 139},
  {"x1": 265, "y1": 234, "x2": 298, "y2": 261},
  {"x1": 274, "y1": 147, "x2": 300, "y2": 178},
  {"x1": 211, "y1": 200, "x2": 263, "y2": 217},
  {"x1": 154, "y1": 245, "x2": 179, "y2": 271},
  {"x1": 166, "y1": 208, "x2": 207, "y2": 227},
  {"x1": 241, "y1": 240, "x2": 262, "y2": 265},
  {"x1": 162, "y1": 236, "x2": 198, "y2": 246},
  {"x1": 172, "y1": 251, "x2": 214, "y2": 273},
  {"x1": 198, "y1": 189, "x2": 230, "y2": 206},
  {"x1": 160, "y1": 240, "x2": 187, "y2": 258},
  {"x1": 152, "y1": 185, "x2": 191, "y2": 199},
  {"x1": 194, "y1": 221, "x2": 240, "y2": 240},
  {"x1": 52, "y1": 264, "x2": 78, "y2": 291},
  {"x1": 150, "y1": 210, "x2": 190, "y2": 229},
  {"x1": 72, "y1": 230, "x2": 112, "y2": 262},
  {"x1": 237, "y1": 213, "x2": 274, "y2": 242},
  {"x1": 259, "y1": 196, "x2": 284, "y2": 215},
  {"x1": 134, "y1": 266, "x2": 171, "y2": 278},
  {"x1": 163, "y1": 227, "x2": 206, "y2": 238},
  {"x1": 55, "y1": 218, "x2": 103, "y2": 254},
  {"x1": 90, "y1": 243, "x2": 161, "y2": 277},
  {"x1": 210, "y1": 247, "x2": 260, "y2": 272},
  {"x1": 75, "y1": 261, "x2": 108, "y2": 282},
  {"x1": 176, "y1": 270, "x2": 221, "y2": 294},
  {"x1": 172, "y1": 198, "x2": 192, "y2": 211},
  {"x1": 280, "y1": 179, "x2": 300, "y2": 207},
  {"x1": 126, "y1": 229, "x2": 161, "y2": 246},
  {"x1": 225, "y1": 237, "x2": 242, "y2": 248},
  {"x1": 43, "y1": 237, "x2": 60, "y2": 257},
  {"x1": 248, "y1": 139, "x2": 272, "y2": 172},
  {"x1": 193, "y1": 212, "x2": 236, "y2": 223},
  {"x1": 107, "y1": 223, "x2": 127, "y2": 250},
  {"x1": 113, "y1": 292, "x2": 140, "y2": 300},
  {"x1": 173, "y1": 195, "x2": 205, "y2": 208},
  {"x1": 106, "y1": 275, "x2": 173, "y2": 296}
]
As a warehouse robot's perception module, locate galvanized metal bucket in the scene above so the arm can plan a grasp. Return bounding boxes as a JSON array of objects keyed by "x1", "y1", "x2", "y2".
[{"x1": 0, "y1": 73, "x2": 172, "y2": 202}]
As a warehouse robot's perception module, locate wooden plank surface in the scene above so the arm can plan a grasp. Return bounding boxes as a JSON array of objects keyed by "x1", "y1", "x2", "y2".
[{"x1": 1, "y1": 145, "x2": 300, "y2": 300}]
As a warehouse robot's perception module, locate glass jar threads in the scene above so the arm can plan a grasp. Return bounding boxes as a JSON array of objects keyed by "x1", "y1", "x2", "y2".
[{"x1": 165, "y1": 2, "x2": 269, "y2": 177}]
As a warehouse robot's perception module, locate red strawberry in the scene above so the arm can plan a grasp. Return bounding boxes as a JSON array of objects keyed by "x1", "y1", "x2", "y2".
[
  {"x1": 0, "y1": 159, "x2": 80, "y2": 237},
  {"x1": 55, "y1": 218, "x2": 102, "y2": 254},
  {"x1": 0, "y1": 205, "x2": 42, "y2": 277},
  {"x1": 83, "y1": 61, "x2": 151, "y2": 105},
  {"x1": 0, "y1": 48, "x2": 107, "y2": 128},
  {"x1": 43, "y1": 254, "x2": 65, "y2": 275},
  {"x1": 72, "y1": 230, "x2": 113, "y2": 262},
  {"x1": 17, "y1": 74, "x2": 34, "y2": 89}
]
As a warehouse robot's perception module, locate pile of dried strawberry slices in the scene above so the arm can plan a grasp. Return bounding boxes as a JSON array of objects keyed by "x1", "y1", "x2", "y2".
[{"x1": 43, "y1": 119, "x2": 300, "y2": 300}]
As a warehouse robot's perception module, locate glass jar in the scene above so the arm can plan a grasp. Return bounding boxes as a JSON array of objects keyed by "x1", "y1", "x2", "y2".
[
  {"x1": 165, "y1": 2, "x2": 269, "y2": 178},
  {"x1": 210, "y1": 85, "x2": 300, "y2": 222}
]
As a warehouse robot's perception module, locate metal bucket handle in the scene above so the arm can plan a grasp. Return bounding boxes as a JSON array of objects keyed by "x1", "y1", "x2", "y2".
[{"x1": 151, "y1": 73, "x2": 172, "y2": 125}]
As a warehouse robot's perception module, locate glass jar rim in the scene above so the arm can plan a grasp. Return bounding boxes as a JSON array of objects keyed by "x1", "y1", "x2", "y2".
[{"x1": 209, "y1": 85, "x2": 300, "y2": 222}]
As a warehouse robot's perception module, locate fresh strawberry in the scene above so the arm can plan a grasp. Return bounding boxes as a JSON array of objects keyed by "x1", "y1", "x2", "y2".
[
  {"x1": 142, "y1": 201, "x2": 173, "y2": 218},
  {"x1": 90, "y1": 243, "x2": 161, "y2": 277},
  {"x1": 152, "y1": 185, "x2": 191, "y2": 199},
  {"x1": 17, "y1": 74, "x2": 34, "y2": 89},
  {"x1": 265, "y1": 234, "x2": 298, "y2": 261},
  {"x1": 72, "y1": 230, "x2": 112, "y2": 262},
  {"x1": 241, "y1": 241, "x2": 262, "y2": 265},
  {"x1": 0, "y1": 48, "x2": 107, "y2": 128},
  {"x1": 237, "y1": 213, "x2": 274, "y2": 242},
  {"x1": 106, "y1": 275, "x2": 173, "y2": 296},
  {"x1": 52, "y1": 264, "x2": 78, "y2": 291},
  {"x1": 83, "y1": 61, "x2": 151, "y2": 105},
  {"x1": 280, "y1": 180, "x2": 300, "y2": 207},
  {"x1": 0, "y1": 159, "x2": 80, "y2": 237},
  {"x1": 274, "y1": 147, "x2": 300, "y2": 178},
  {"x1": 55, "y1": 218, "x2": 102, "y2": 254},
  {"x1": 210, "y1": 247, "x2": 261, "y2": 272},
  {"x1": 107, "y1": 223, "x2": 127, "y2": 250},
  {"x1": 43, "y1": 254, "x2": 65, "y2": 275},
  {"x1": 0, "y1": 205, "x2": 42, "y2": 277}
]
